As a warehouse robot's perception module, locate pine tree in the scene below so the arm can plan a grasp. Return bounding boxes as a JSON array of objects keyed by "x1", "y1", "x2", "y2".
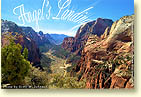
[{"x1": 1, "y1": 39, "x2": 30, "y2": 86}]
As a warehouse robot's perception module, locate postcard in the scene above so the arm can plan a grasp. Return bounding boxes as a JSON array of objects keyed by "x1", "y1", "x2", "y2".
[{"x1": 1, "y1": 0, "x2": 134, "y2": 89}]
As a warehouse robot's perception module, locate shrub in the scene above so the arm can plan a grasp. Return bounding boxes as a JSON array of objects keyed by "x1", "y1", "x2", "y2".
[
  {"x1": 25, "y1": 66, "x2": 49, "y2": 88},
  {"x1": 48, "y1": 73, "x2": 86, "y2": 89}
]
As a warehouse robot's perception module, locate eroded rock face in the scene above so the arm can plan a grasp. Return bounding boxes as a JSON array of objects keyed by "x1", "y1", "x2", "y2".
[
  {"x1": 101, "y1": 27, "x2": 110, "y2": 39},
  {"x1": 62, "y1": 37, "x2": 75, "y2": 52},
  {"x1": 71, "y1": 15, "x2": 134, "y2": 89},
  {"x1": 62, "y1": 18, "x2": 113, "y2": 55}
]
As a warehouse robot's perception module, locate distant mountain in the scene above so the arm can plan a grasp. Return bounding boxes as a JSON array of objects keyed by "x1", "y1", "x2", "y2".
[
  {"x1": 44, "y1": 33, "x2": 56, "y2": 45},
  {"x1": 49, "y1": 34, "x2": 68, "y2": 45},
  {"x1": 21, "y1": 27, "x2": 67, "y2": 45},
  {"x1": 21, "y1": 27, "x2": 54, "y2": 46}
]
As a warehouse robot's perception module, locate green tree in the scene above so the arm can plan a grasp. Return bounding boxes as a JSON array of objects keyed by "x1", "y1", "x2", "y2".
[
  {"x1": 23, "y1": 47, "x2": 28, "y2": 60},
  {"x1": 1, "y1": 40, "x2": 30, "y2": 86}
]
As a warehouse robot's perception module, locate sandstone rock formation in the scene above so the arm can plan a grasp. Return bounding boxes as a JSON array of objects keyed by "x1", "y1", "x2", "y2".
[
  {"x1": 70, "y1": 15, "x2": 134, "y2": 89},
  {"x1": 62, "y1": 18, "x2": 113, "y2": 55}
]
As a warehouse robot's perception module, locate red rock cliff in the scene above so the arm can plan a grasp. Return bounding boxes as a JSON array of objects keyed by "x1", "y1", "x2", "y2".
[{"x1": 71, "y1": 15, "x2": 134, "y2": 89}]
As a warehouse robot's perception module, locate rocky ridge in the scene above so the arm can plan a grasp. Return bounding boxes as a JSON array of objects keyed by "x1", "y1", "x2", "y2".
[{"x1": 62, "y1": 18, "x2": 113, "y2": 55}]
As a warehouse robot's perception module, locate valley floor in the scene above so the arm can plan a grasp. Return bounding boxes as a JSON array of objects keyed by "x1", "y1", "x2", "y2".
[{"x1": 43, "y1": 51, "x2": 67, "y2": 75}]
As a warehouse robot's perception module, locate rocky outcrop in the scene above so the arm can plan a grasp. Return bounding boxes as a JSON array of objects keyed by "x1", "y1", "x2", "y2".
[
  {"x1": 1, "y1": 19, "x2": 22, "y2": 34},
  {"x1": 62, "y1": 37, "x2": 75, "y2": 51},
  {"x1": 101, "y1": 27, "x2": 110, "y2": 39},
  {"x1": 71, "y1": 15, "x2": 134, "y2": 89},
  {"x1": 62, "y1": 18, "x2": 113, "y2": 55}
]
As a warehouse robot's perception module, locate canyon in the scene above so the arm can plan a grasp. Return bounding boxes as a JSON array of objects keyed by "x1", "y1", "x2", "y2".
[{"x1": 1, "y1": 14, "x2": 134, "y2": 89}]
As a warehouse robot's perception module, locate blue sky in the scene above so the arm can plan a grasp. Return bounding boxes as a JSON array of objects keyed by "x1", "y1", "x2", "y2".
[{"x1": 1, "y1": 0, "x2": 134, "y2": 36}]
